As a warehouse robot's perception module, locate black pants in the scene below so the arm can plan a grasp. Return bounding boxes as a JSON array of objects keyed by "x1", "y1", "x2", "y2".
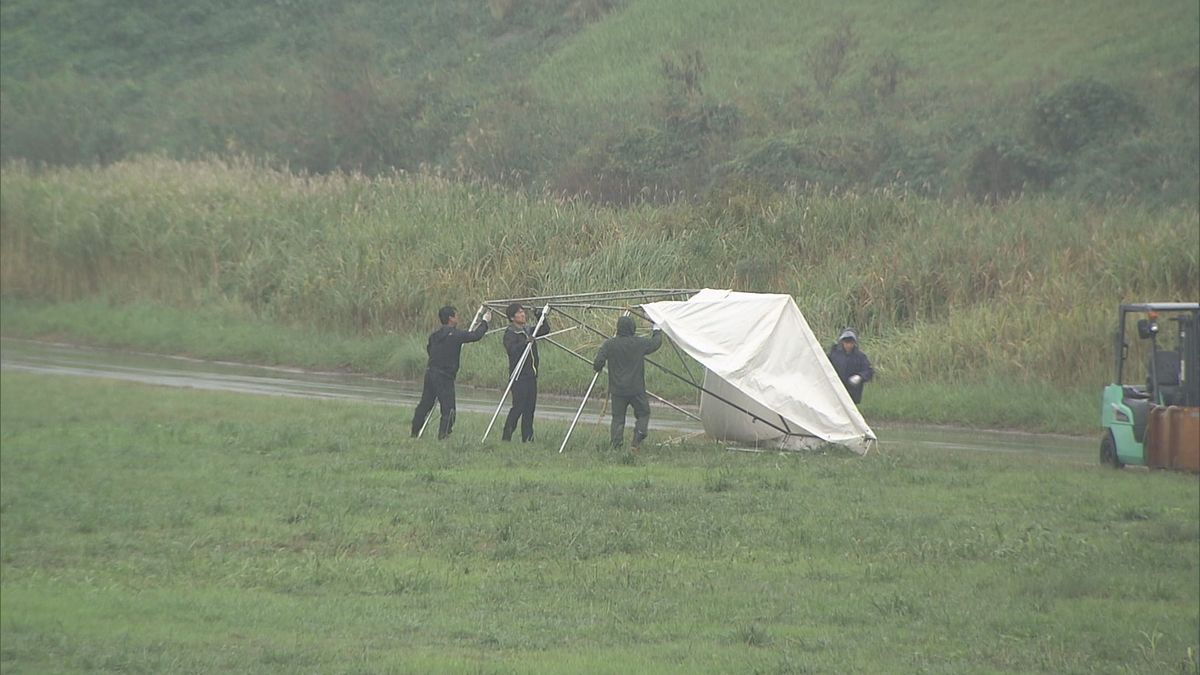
[
  {"x1": 411, "y1": 369, "x2": 456, "y2": 439},
  {"x1": 609, "y1": 391, "x2": 650, "y2": 448},
  {"x1": 502, "y1": 376, "x2": 537, "y2": 442}
]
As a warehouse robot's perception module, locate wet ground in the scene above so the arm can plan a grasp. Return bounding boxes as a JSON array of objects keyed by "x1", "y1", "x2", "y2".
[{"x1": 1, "y1": 338, "x2": 1095, "y2": 464}]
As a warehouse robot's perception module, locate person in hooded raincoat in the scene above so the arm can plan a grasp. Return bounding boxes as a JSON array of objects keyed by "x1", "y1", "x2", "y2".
[
  {"x1": 593, "y1": 315, "x2": 663, "y2": 450},
  {"x1": 411, "y1": 305, "x2": 490, "y2": 439},
  {"x1": 827, "y1": 327, "x2": 874, "y2": 404},
  {"x1": 501, "y1": 303, "x2": 551, "y2": 442}
]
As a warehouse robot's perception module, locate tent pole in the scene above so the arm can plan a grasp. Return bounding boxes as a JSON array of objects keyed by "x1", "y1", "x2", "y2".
[
  {"x1": 544, "y1": 305, "x2": 702, "y2": 421},
  {"x1": 466, "y1": 304, "x2": 486, "y2": 332},
  {"x1": 481, "y1": 303, "x2": 551, "y2": 442},
  {"x1": 550, "y1": 309, "x2": 786, "y2": 433},
  {"x1": 667, "y1": 339, "x2": 700, "y2": 386},
  {"x1": 542, "y1": 336, "x2": 703, "y2": 423},
  {"x1": 417, "y1": 409, "x2": 438, "y2": 438},
  {"x1": 643, "y1": 356, "x2": 794, "y2": 437},
  {"x1": 482, "y1": 349, "x2": 527, "y2": 442},
  {"x1": 488, "y1": 289, "x2": 697, "y2": 306},
  {"x1": 646, "y1": 390, "x2": 703, "y2": 423},
  {"x1": 559, "y1": 371, "x2": 601, "y2": 453},
  {"x1": 538, "y1": 326, "x2": 578, "y2": 340}
]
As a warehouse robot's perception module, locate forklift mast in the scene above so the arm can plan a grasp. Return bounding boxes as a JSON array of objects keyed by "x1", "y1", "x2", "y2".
[{"x1": 1178, "y1": 313, "x2": 1198, "y2": 407}]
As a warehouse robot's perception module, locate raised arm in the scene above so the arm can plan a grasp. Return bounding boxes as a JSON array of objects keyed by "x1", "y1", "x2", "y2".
[
  {"x1": 593, "y1": 341, "x2": 608, "y2": 373},
  {"x1": 458, "y1": 317, "x2": 489, "y2": 344},
  {"x1": 642, "y1": 327, "x2": 664, "y2": 355}
]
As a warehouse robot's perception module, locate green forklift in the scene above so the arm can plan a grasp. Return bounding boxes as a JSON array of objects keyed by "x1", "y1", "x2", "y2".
[{"x1": 1099, "y1": 302, "x2": 1200, "y2": 471}]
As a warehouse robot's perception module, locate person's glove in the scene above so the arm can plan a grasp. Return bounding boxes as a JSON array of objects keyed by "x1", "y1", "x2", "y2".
[
  {"x1": 482, "y1": 310, "x2": 493, "y2": 323},
  {"x1": 848, "y1": 374, "x2": 863, "y2": 386}
]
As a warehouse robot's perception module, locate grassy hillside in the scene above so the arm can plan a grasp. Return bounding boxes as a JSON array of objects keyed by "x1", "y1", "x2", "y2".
[
  {"x1": 2, "y1": 0, "x2": 1196, "y2": 205},
  {"x1": 535, "y1": 0, "x2": 1196, "y2": 111}
]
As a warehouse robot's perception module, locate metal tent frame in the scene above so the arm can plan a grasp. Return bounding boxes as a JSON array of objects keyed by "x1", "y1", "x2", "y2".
[{"x1": 470, "y1": 289, "x2": 826, "y2": 453}]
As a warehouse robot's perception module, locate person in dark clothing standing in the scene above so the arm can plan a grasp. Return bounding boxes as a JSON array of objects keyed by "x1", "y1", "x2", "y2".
[
  {"x1": 411, "y1": 305, "x2": 491, "y2": 439},
  {"x1": 501, "y1": 303, "x2": 551, "y2": 442},
  {"x1": 827, "y1": 327, "x2": 874, "y2": 404},
  {"x1": 593, "y1": 315, "x2": 663, "y2": 450}
]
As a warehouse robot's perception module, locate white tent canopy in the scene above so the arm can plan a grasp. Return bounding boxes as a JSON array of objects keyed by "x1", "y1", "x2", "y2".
[{"x1": 642, "y1": 289, "x2": 875, "y2": 454}]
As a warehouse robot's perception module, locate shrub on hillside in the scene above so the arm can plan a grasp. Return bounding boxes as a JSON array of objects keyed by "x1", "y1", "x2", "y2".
[
  {"x1": 867, "y1": 128, "x2": 947, "y2": 196},
  {"x1": 1059, "y1": 131, "x2": 1200, "y2": 207},
  {"x1": 167, "y1": 69, "x2": 451, "y2": 175},
  {"x1": 1029, "y1": 78, "x2": 1146, "y2": 153},
  {"x1": 0, "y1": 72, "x2": 138, "y2": 165},
  {"x1": 660, "y1": 51, "x2": 707, "y2": 99},
  {"x1": 964, "y1": 139, "x2": 1063, "y2": 202},
  {"x1": 806, "y1": 19, "x2": 859, "y2": 95},
  {"x1": 714, "y1": 133, "x2": 872, "y2": 193},
  {"x1": 700, "y1": 175, "x2": 781, "y2": 231},
  {"x1": 549, "y1": 127, "x2": 688, "y2": 204},
  {"x1": 867, "y1": 50, "x2": 910, "y2": 100},
  {"x1": 663, "y1": 99, "x2": 742, "y2": 139},
  {"x1": 452, "y1": 85, "x2": 559, "y2": 186}
]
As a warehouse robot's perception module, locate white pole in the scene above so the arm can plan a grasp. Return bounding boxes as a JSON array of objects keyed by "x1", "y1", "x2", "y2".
[
  {"x1": 481, "y1": 303, "x2": 550, "y2": 442},
  {"x1": 467, "y1": 304, "x2": 486, "y2": 332},
  {"x1": 537, "y1": 325, "x2": 577, "y2": 340},
  {"x1": 417, "y1": 409, "x2": 437, "y2": 438},
  {"x1": 559, "y1": 371, "x2": 601, "y2": 453}
]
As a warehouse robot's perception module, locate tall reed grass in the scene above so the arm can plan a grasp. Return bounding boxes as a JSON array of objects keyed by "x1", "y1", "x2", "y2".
[{"x1": 1, "y1": 156, "x2": 1196, "y2": 391}]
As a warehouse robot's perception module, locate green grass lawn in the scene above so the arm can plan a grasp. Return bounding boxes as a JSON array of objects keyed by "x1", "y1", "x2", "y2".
[{"x1": 1, "y1": 372, "x2": 1197, "y2": 673}]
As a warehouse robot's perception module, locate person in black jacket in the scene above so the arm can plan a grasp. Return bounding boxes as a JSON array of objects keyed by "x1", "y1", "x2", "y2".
[
  {"x1": 827, "y1": 327, "x2": 874, "y2": 404},
  {"x1": 410, "y1": 305, "x2": 491, "y2": 439},
  {"x1": 501, "y1": 303, "x2": 551, "y2": 442},
  {"x1": 593, "y1": 315, "x2": 663, "y2": 450}
]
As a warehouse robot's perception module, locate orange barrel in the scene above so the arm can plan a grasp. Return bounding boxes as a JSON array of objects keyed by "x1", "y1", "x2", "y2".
[
  {"x1": 1167, "y1": 406, "x2": 1200, "y2": 473},
  {"x1": 1145, "y1": 406, "x2": 1171, "y2": 469}
]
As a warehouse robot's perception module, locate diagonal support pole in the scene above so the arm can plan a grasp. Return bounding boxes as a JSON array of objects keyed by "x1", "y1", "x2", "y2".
[
  {"x1": 559, "y1": 370, "x2": 601, "y2": 453},
  {"x1": 551, "y1": 307, "x2": 788, "y2": 435},
  {"x1": 542, "y1": 337, "x2": 703, "y2": 424},
  {"x1": 417, "y1": 409, "x2": 438, "y2": 438},
  {"x1": 467, "y1": 304, "x2": 486, "y2": 332}
]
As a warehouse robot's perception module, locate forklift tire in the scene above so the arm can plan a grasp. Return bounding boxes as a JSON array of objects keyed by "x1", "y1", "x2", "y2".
[{"x1": 1100, "y1": 431, "x2": 1124, "y2": 469}]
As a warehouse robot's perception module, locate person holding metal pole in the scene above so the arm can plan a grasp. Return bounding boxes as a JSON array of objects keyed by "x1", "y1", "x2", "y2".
[
  {"x1": 410, "y1": 305, "x2": 491, "y2": 440},
  {"x1": 500, "y1": 303, "x2": 552, "y2": 442},
  {"x1": 593, "y1": 315, "x2": 663, "y2": 451}
]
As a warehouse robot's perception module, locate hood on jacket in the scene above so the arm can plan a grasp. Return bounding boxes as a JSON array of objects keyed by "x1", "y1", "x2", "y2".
[
  {"x1": 838, "y1": 327, "x2": 858, "y2": 343},
  {"x1": 616, "y1": 315, "x2": 636, "y2": 337}
]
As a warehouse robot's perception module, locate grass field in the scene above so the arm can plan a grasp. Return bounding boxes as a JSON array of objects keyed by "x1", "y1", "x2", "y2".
[{"x1": 2, "y1": 372, "x2": 1196, "y2": 673}]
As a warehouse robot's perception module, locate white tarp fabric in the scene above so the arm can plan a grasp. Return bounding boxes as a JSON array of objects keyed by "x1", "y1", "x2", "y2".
[{"x1": 641, "y1": 289, "x2": 875, "y2": 454}]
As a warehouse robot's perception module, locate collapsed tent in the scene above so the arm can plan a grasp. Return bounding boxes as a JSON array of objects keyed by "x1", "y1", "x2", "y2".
[
  {"x1": 476, "y1": 288, "x2": 875, "y2": 455},
  {"x1": 642, "y1": 289, "x2": 876, "y2": 454}
]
